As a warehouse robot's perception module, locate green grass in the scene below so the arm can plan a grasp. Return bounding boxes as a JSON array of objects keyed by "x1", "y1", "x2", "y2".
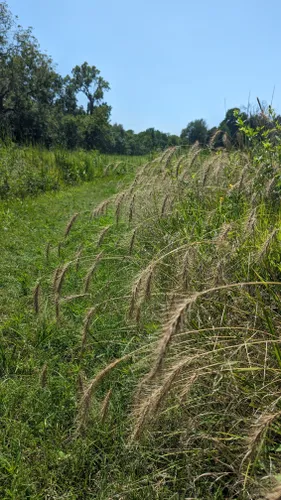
[
  {"x1": 0, "y1": 176, "x2": 141, "y2": 498},
  {"x1": 2, "y1": 145, "x2": 281, "y2": 499},
  {"x1": 0, "y1": 142, "x2": 145, "y2": 199}
]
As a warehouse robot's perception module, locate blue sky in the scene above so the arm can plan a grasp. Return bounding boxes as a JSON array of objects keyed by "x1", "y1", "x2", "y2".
[{"x1": 7, "y1": 0, "x2": 281, "y2": 134}]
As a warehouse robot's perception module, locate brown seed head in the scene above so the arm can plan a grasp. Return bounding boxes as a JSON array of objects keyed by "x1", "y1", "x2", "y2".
[
  {"x1": 33, "y1": 282, "x2": 40, "y2": 315},
  {"x1": 65, "y1": 212, "x2": 79, "y2": 237},
  {"x1": 100, "y1": 388, "x2": 113, "y2": 423},
  {"x1": 84, "y1": 252, "x2": 103, "y2": 293}
]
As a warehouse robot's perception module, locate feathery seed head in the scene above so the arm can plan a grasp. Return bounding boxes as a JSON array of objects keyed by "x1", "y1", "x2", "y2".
[{"x1": 64, "y1": 212, "x2": 79, "y2": 237}]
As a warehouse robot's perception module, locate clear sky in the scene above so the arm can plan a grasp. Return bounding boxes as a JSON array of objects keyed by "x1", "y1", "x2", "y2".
[{"x1": 7, "y1": 0, "x2": 281, "y2": 134}]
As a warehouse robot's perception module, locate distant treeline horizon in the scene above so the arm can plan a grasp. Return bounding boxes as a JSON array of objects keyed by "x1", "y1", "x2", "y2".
[{"x1": 0, "y1": 2, "x2": 278, "y2": 155}]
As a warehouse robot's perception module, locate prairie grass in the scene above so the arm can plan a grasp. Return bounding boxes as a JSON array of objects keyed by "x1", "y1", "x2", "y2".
[
  {"x1": 0, "y1": 142, "x2": 144, "y2": 199},
  {"x1": 1, "y1": 143, "x2": 281, "y2": 499}
]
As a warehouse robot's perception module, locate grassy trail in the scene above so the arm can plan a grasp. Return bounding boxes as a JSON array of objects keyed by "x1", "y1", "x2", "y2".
[
  {"x1": 0, "y1": 176, "x2": 126, "y2": 321},
  {"x1": 0, "y1": 174, "x2": 140, "y2": 499}
]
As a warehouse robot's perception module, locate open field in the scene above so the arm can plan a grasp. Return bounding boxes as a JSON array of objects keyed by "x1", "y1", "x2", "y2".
[{"x1": 1, "y1": 145, "x2": 281, "y2": 499}]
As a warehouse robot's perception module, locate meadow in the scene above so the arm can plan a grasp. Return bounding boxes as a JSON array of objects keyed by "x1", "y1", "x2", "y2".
[
  {"x1": 0, "y1": 143, "x2": 145, "y2": 199},
  {"x1": 1, "y1": 140, "x2": 281, "y2": 499}
]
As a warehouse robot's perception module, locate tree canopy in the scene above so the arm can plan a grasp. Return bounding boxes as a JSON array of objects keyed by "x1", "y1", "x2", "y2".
[{"x1": 180, "y1": 119, "x2": 208, "y2": 146}]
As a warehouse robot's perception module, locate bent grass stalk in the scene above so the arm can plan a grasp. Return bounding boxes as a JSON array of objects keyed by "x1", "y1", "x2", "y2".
[
  {"x1": 97, "y1": 225, "x2": 110, "y2": 247},
  {"x1": 75, "y1": 246, "x2": 83, "y2": 272},
  {"x1": 61, "y1": 293, "x2": 89, "y2": 303},
  {"x1": 81, "y1": 306, "x2": 96, "y2": 352},
  {"x1": 55, "y1": 262, "x2": 71, "y2": 296},
  {"x1": 115, "y1": 192, "x2": 126, "y2": 225},
  {"x1": 241, "y1": 411, "x2": 281, "y2": 468},
  {"x1": 129, "y1": 194, "x2": 136, "y2": 223},
  {"x1": 64, "y1": 212, "x2": 79, "y2": 237},
  {"x1": 76, "y1": 357, "x2": 127, "y2": 434},
  {"x1": 161, "y1": 194, "x2": 169, "y2": 217},
  {"x1": 92, "y1": 198, "x2": 111, "y2": 218},
  {"x1": 143, "y1": 281, "x2": 281, "y2": 384},
  {"x1": 129, "y1": 228, "x2": 137, "y2": 255},
  {"x1": 84, "y1": 251, "x2": 103, "y2": 293},
  {"x1": 33, "y1": 282, "x2": 40, "y2": 314},
  {"x1": 100, "y1": 388, "x2": 113, "y2": 423},
  {"x1": 133, "y1": 338, "x2": 281, "y2": 441},
  {"x1": 77, "y1": 371, "x2": 86, "y2": 398},
  {"x1": 131, "y1": 362, "x2": 184, "y2": 441}
]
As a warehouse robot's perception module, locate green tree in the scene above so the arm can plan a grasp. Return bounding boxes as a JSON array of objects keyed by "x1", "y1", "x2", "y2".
[
  {"x1": 0, "y1": 2, "x2": 13, "y2": 114},
  {"x1": 110, "y1": 124, "x2": 128, "y2": 154},
  {"x1": 71, "y1": 62, "x2": 110, "y2": 115},
  {"x1": 0, "y1": 1, "x2": 181, "y2": 154},
  {"x1": 219, "y1": 108, "x2": 247, "y2": 147},
  {"x1": 180, "y1": 119, "x2": 208, "y2": 146},
  {"x1": 81, "y1": 104, "x2": 112, "y2": 151},
  {"x1": 59, "y1": 115, "x2": 83, "y2": 149},
  {"x1": 0, "y1": 4, "x2": 61, "y2": 143},
  {"x1": 55, "y1": 76, "x2": 79, "y2": 115},
  {"x1": 167, "y1": 134, "x2": 180, "y2": 147}
]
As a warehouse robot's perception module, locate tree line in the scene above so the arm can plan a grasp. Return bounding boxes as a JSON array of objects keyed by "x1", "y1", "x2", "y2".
[{"x1": 0, "y1": 2, "x2": 278, "y2": 155}]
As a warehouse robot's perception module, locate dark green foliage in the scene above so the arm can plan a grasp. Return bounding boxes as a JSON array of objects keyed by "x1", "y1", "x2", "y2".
[
  {"x1": 0, "y1": 144, "x2": 144, "y2": 199},
  {"x1": 180, "y1": 118, "x2": 209, "y2": 146},
  {"x1": 0, "y1": 3, "x2": 181, "y2": 155},
  {"x1": 71, "y1": 62, "x2": 110, "y2": 116}
]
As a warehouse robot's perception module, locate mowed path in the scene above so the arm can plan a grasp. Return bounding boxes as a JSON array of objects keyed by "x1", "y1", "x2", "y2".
[
  {"x1": 0, "y1": 176, "x2": 127, "y2": 323},
  {"x1": 0, "y1": 173, "x2": 142, "y2": 499}
]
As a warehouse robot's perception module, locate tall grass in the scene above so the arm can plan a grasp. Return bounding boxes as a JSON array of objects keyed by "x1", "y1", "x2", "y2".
[
  {"x1": 2, "y1": 140, "x2": 281, "y2": 498},
  {"x1": 0, "y1": 142, "x2": 144, "y2": 199}
]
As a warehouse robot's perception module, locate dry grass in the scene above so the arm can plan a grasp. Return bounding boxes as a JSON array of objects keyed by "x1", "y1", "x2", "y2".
[
  {"x1": 61, "y1": 293, "x2": 89, "y2": 303},
  {"x1": 28, "y1": 146, "x2": 281, "y2": 498},
  {"x1": 122, "y1": 146, "x2": 281, "y2": 496},
  {"x1": 131, "y1": 361, "x2": 185, "y2": 441},
  {"x1": 222, "y1": 132, "x2": 232, "y2": 150},
  {"x1": 55, "y1": 293, "x2": 60, "y2": 320},
  {"x1": 258, "y1": 228, "x2": 278, "y2": 261},
  {"x1": 242, "y1": 411, "x2": 281, "y2": 466},
  {"x1": 75, "y1": 246, "x2": 83, "y2": 272},
  {"x1": 39, "y1": 363, "x2": 48, "y2": 388},
  {"x1": 209, "y1": 128, "x2": 223, "y2": 149},
  {"x1": 97, "y1": 225, "x2": 110, "y2": 247},
  {"x1": 245, "y1": 207, "x2": 257, "y2": 234},
  {"x1": 33, "y1": 282, "x2": 40, "y2": 314},
  {"x1": 64, "y1": 212, "x2": 79, "y2": 237},
  {"x1": 55, "y1": 262, "x2": 71, "y2": 296},
  {"x1": 161, "y1": 194, "x2": 169, "y2": 217},
  {"x1": 174, "y1": 154, "x2": 186, "y2": 178},
  {"x1": 142, "y1": 294, "x2": 198, "y2": 382},
  {"x1": 129, "y1": 228, "x2": 137, "y2": 255},
  {"x1": 129, "y1": 194, "x2": 136, "y2": 223},
  {"x1": 52, "y1": 266, "x2": 61, "y2": 292},
  {"x1": 76, "y1": 357, "x2": 125, "y2": 434},
  {"x1": 84, "y1": 251, "x2": 103, "y2": 293},
  {"x1": 100, "y1": 388, "x2": 113, "y2": 423},
  {"x1": 77, "y1": 370, "x2": 86, "y2": 398},
  {"x1": 216, "y1": 222, "x2": 233, "y2": 246},
  {"x1": 266, "y1": 485, "x2": 281, "y2": 500},
  {"x1": 115, "y1": 192, "x2": 126, "y2": 225},
  {"x1": 92, "y1": 198, "x2": 111, "y2": 218},
  {"x1": 81, "y1": 307, "x2": 96, "y2": 352}
]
